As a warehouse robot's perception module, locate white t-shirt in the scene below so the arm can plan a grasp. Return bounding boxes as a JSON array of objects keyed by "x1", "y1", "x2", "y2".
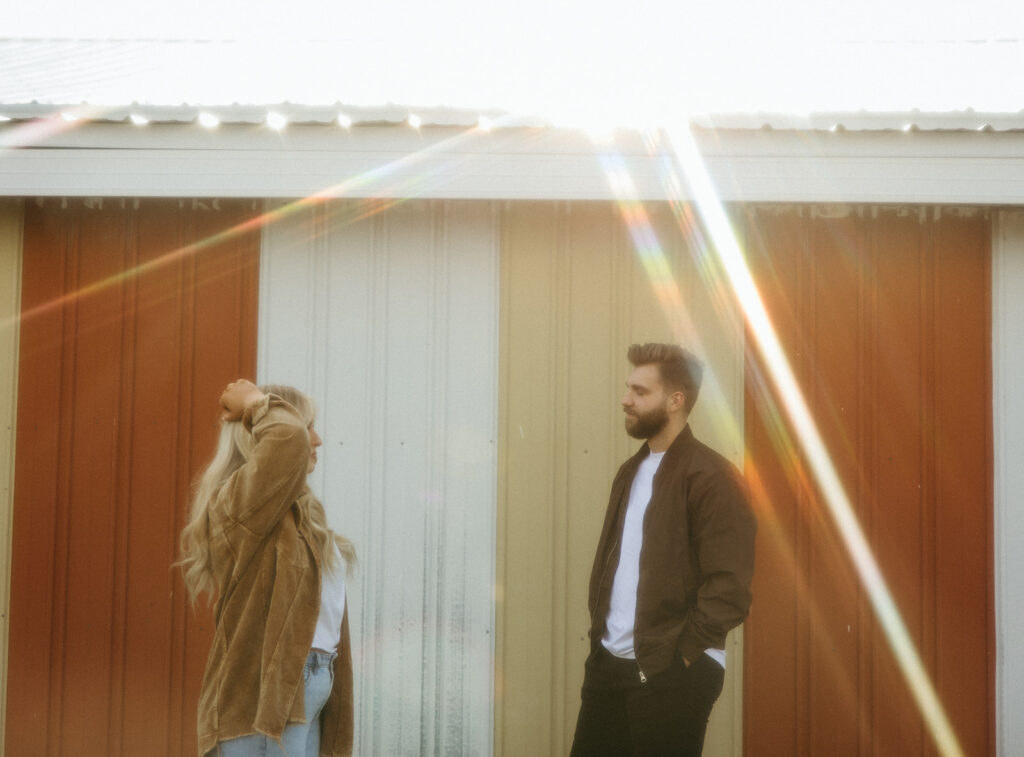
[
  {"x1": 602, "y1": 450, "x2": 664, "y2": 658},
  {"x1": 311, "y1": 542, "x2": 347, "y2": 653}
]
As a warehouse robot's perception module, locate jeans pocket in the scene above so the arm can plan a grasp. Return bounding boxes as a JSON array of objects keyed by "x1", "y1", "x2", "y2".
[{"x1": 305, "y1": 663, "x2": 334, "y2": 721}]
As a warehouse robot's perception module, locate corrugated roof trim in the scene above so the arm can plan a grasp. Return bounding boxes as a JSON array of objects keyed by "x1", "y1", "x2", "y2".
[
  {"x1": 4, "y1": 103, "x2": 1024, "y2": 133},
  {"x1": 0, "y1": 102, "x2": 548, "y2": 129},
  {"x1": 692, "y1": 110, "x2": 1024, "y2": 133}
]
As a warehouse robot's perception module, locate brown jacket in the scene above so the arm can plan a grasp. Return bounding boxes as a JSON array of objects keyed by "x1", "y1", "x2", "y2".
[
  {"x1": 196, "y1": 395, "x2": 353, "y2": 757},
  {"x1": 587, "y1": 424, "x2": 757, "y2": 677}
]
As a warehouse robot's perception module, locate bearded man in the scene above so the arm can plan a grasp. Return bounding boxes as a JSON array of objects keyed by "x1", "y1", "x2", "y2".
[{"x1": 570, "y1": 343, "x2": 757, "y2": 757}]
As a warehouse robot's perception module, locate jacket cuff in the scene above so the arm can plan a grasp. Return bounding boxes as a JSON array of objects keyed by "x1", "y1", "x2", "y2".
[
  {"x1": 678, "y1": 636, "x2": 705, "y2": 666},
  {"x1": 241, "y1": 393, "x2": 272, "y2": 431}
]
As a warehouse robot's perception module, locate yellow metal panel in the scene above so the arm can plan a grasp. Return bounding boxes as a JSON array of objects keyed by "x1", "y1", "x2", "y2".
[
  {"x1": 0, "y1": 200, "x2": 22, "y2": 757},
  {"x1": 497, "y1": 200, "x2": 746, "y2": 756},
  {"x1": 497, "y1": 201, "x2": 562, "y2": 756}
]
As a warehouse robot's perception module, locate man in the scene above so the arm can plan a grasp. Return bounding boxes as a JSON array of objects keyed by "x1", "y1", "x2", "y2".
[{"x1": 570, "y1": 343, "x2": 757, "y2": 756}]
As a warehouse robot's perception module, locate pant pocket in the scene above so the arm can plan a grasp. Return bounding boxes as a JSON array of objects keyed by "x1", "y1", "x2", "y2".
[{"x1": 688, "y1": 654, "x2": 725, "y2": 721}]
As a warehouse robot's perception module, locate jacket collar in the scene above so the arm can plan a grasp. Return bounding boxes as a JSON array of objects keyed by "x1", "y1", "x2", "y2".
[{"x1": 631, "y1": 422, "x2": 695, "y2": 465}]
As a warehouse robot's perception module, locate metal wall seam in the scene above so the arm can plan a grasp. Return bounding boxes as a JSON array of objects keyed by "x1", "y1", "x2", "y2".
[
  {"x1": 0, "y1": 200, "x2": 23, "y2": 757},
  {"x1": 992, "y1": 210, "x2": 1024, "y2": 757}
]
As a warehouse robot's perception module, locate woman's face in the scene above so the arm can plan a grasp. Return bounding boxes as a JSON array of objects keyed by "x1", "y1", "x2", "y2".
[{"x1": 307, "y1": 423, "x2": 323, "y2": 472}]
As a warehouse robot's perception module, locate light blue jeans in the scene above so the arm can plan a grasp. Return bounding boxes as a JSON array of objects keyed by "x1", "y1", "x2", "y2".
[{"x1": 217, "y1": 649, "x2": 336, "y2": 757}]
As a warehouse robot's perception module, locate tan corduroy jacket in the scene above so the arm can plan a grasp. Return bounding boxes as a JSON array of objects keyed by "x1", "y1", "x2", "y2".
[{"x1": 196, "y1": 395, "x2": 353, "y2": 757}]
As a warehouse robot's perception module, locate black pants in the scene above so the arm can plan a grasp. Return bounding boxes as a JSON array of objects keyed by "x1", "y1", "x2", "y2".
[{"x1": 569, "y1": 646, "x2": 725, "y2": 757}]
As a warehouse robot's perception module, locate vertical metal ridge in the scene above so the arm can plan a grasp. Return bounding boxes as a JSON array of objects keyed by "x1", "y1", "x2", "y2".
[
  {"x1": 169, "y1": 201, "x2": 194, "y2": 757},
  {"x1": 51, "y1": 205, "x2": 80, "y2": 756},
  {"x1": 368, "y1": 201, "x2": 389, "y2": 752},
  {"x1": 420, "y1": 199, "x2": 442, "y2": 756},
  {"x1": 107, "y1": 204, "x2": 135, "y2": 756},
  {"x1": 309, "y1": 202, "x2": 329, "y2": 395},
  {"x1": 856, "y1": 208, "x2": 874, "y2": 757},
  {"x1": 920, "y1": 213, "x2": 939, "y2": 683},
  {"x1": 434, "y1": 199, "x2": 453, "y2": 753},
  {"x1": 550, "y1": 201, "x2": 571, "y2": 757}
]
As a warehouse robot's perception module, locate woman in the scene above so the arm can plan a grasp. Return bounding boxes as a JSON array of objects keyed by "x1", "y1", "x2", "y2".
[{"x1": 179, "y1": 379, "x2": 355, "y2": 757}]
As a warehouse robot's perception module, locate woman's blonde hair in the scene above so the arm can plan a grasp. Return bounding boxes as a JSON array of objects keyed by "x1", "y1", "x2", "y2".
[{"x1": 178, "y1": 384, "x2": 355, "y2": 605}]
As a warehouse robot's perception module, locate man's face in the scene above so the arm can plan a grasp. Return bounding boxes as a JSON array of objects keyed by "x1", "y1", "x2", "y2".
[{"x1": 621, "y1": 364, "x2": 671, "y2": 440}]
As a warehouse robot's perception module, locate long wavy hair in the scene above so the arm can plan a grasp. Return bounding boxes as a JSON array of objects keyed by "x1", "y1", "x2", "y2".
[{"x1": 178, "y1": 384, "x2": 356, "y2": 605}]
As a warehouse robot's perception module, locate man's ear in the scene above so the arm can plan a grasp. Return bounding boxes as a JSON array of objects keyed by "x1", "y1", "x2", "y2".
[{"x1": 669, "y1": 390, "x2": 686, "y2": 413}]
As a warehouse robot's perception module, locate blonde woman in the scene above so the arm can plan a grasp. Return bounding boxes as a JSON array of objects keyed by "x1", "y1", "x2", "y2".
[{"x1": 179, "y1": 379, "x2": 355, "y2": 757}]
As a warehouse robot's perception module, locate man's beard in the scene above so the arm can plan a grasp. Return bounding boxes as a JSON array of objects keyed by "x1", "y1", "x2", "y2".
[{"x1": 624, "y1": 406, "x2": 669, "y2": 440}]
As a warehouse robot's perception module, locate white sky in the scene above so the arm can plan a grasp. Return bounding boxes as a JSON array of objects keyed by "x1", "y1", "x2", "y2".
[{"x1": 2, "y1": 0, "x2": 1023, "y2": 118}]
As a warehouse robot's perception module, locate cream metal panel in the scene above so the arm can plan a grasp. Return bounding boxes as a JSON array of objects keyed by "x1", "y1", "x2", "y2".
[
  {"x1": 497, "y1": 200, "x2": 746, "y2": 757},
  {"x1": 993, "y1": 210, "x2": 1024, "y2": 757},
  {"x1": 0, "y1": 201, "x2": 21, "y2": 756},
  {"x1": 257, "y1": 199, "x2": 499, "y2": 757}
]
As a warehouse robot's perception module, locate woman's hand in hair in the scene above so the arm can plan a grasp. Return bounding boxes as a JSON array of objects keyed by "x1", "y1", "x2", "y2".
[{"x1": 219, "y1": 379, "x2": 266, "y2": 422}]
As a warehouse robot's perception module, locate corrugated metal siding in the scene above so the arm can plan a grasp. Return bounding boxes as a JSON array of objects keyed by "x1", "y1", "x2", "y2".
[
  {"x1": 497, "y1": 200, "x2": 746, "y2": 756},
  {"x1": 257, "y1": 198, "x2": 499, "y2": 756},
  {"x1": 742, "y1": 206, "x2": 993, "y2": 756},
  {"x1": 0, "y1": 201, "x2": 21, "y2": 751},
  {"x1": 5, "y1": 199, "x2": 260, "y2": 757}
]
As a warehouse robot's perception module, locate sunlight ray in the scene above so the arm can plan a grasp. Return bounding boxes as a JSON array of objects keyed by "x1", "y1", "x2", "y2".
[{"x1": 654, "y1": 123, "x2": 965, "y2": 757}]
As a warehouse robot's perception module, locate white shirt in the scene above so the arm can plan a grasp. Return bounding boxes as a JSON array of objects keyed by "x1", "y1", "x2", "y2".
[
  {"x1": 311, "y1": 542, "x2": 347, "y2": 653},
  {"x1": 602, "y1": 450, "x2": 664, "y2": 658}
]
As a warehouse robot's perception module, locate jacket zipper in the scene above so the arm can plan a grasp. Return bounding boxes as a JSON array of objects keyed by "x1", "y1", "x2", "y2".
[{"x1": 636, "y1": 660, "x2": 647, "y2": 683}]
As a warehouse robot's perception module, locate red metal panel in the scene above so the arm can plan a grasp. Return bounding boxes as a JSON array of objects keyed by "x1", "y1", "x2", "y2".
[
  {"x1": 743, "y1": 209, "x2": 993, "y2": 757},
  {"x1": 6, "y1": 199, "x2": 259, "y2": 757},
  {"x1": 929, "y1": 215, "x2": 993, "y2": 757}
]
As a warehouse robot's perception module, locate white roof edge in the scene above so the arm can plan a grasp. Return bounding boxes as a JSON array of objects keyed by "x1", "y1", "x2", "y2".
[{"x1": 4, "y1": 116, "x2": 1024, "y2": 204}]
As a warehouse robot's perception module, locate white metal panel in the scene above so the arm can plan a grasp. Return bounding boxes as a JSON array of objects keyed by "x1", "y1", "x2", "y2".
[
  {"x1": 993, "y1": 210, "x2": 1024, "y2": 757},
  {"x1": 257, "y1": 198, "x2": 498, "y2": 756}
]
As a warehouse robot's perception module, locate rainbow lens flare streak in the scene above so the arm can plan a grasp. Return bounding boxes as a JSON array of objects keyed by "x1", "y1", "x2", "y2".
[
  {"x1": 648, "y1": 124, "x2": 964, "y2": 757},
  {"x1": 596, "y1": 147, "x2": 745, "y2": 452},
  {"x1": 597, "y1": 149, "x2": 692, "y2": 341}
]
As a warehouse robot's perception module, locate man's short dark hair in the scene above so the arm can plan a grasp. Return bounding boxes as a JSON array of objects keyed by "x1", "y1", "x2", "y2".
[{"x1": 627, "y1": 343, "x2": 704, "y2": 414}]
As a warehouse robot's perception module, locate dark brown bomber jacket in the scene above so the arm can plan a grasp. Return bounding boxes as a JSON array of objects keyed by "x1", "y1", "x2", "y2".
[{"x1": 587, "y1": 424, "x2": 757, "y2": 678}]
